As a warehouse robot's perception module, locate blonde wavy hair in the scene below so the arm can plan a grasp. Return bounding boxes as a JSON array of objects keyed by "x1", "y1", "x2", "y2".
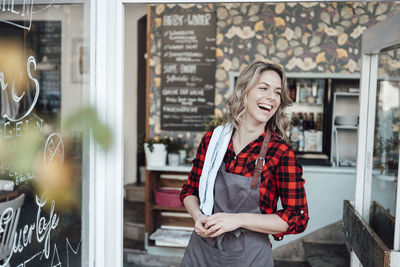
[{"x1": 226, "y1": 61, "x2": 292, "y2": 142}]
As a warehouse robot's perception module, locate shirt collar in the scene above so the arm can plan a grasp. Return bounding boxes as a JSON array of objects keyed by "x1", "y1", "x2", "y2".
[{"x1": 228, "y1": 124, "x2": 279, "y2": 151}]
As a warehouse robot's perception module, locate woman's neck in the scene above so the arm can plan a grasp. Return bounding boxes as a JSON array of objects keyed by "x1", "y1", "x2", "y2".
[
  {"x1": 239, "y1": 113, "x2": 266, "y2": 136},
  {"x1": 232, "y1": 120, "x2": 266, "y2": 155}
]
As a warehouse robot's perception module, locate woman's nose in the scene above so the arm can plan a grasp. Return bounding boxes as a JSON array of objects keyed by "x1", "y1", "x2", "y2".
[{"x1": 264, "y1": 89, "x2": 275, "y2": 99}]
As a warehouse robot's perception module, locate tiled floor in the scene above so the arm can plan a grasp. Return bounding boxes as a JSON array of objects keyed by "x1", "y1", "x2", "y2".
[
  {"x1": 124, "y1": 264, "x2": 158, "y2": 267},
  {"x1": 124, "y1": 261, "x2": 310, "y2": 267}
]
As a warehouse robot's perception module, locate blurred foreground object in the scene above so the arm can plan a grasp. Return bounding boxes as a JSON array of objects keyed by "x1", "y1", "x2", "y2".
[{"x1": 0, "y1": 106, "x2": 112, "y2": 210}]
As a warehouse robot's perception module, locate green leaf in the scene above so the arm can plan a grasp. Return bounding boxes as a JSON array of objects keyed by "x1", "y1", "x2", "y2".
[{"x1": 63, "y1": 106, "x2": 112, "y2": 150}]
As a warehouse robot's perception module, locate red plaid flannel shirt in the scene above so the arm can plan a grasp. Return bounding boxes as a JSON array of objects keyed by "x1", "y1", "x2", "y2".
[{"x1": 180, "y1": 128, "x2": 309, "y2": 241}]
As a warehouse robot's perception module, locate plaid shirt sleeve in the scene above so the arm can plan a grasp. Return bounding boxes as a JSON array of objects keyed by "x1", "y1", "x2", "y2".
[
  {"x1": 180, "y1": 130, "x2": 213, "y2": 202},
  {"x1": 272, "y1": 146, "x2": 309, "y2": 241}
]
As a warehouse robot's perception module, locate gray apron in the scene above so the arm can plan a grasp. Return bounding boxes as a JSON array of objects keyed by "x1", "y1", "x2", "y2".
[{"x1": 181, "y1": 130, "x2": 274, "y2": 267}]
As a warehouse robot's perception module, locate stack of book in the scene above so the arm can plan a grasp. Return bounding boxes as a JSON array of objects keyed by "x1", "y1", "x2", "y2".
[
  {"x1": 150, "y1": 227, "x2": 193, "y2": 247},
  {"x1": 149, "y1": 212, "x2": 194, "y2": 247}
]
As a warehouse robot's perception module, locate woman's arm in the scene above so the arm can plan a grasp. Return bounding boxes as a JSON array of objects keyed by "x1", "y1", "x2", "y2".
[
  {"x1": 237, "y1": 213, "x2": 288, "y2": 234},
  {"x1": 183, "y1": 195, "x2": 209, "y2": 237},
  {"x1": 204, "y1": 146, "x2": 308, "y2": 239},
  {"x1": 180, "y1": 131, "x2": 214, "y2": 237},
  {"x1": 204, "y1": 212, "x2": 288, "y2": 238},
  {"x1": 272, "y1": 148, "x2": 309, "y2": 240}
]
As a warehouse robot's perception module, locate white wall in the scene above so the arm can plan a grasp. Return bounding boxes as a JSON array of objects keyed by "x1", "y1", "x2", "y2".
[
  {"x1": 270, "y1": 166, "x2": 397, "y2": 249},
  {"x1": 271, "y1": 167, "x2": 356, "y2": 249},
  {"x1": 124, "y1": 4, "x2": 147, "y2": 185}
]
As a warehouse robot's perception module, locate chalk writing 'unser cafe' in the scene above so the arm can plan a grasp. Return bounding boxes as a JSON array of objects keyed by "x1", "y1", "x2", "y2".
[{"x1": 0, "y1": 195, "x2": 59, "y2": 267}]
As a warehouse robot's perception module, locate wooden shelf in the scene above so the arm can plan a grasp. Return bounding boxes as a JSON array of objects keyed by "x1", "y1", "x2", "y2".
[
  {"x1": 334, "y1": 92, "x2": 359, "y2": 97},
  {"x1": 151, "y1": 205, "x2": 187, "y2": 212},
  {"x1": 334, "y1": 125, "x2": 358, "y2": 130},
  {"x1": 292, "y1": 102, "x2": 324, "y2": 107},
  {"x1": 148, "y1": 243, "x2": 186, "y2": 249},
  {"x1": 146, "y1": 165, "x2": 192, "y2": 172},
  {"x1": 145, "y1": 167, "x2": 192, "y2": 251}
]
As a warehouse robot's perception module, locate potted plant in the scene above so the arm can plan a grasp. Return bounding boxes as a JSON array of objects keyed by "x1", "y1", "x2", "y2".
[
  {"x1": 143, "y1": 136, "x2": 168, "y2": 167},
  {"x1": 373, "y1": 136, "x2": 399, "y2": 179},
  {"x1": 203, "y1": 114, "x2": 226, "y2": 131},
  {"x1": 176, "y1": 138, "x2": 187, "y2": 165},
  {"x1": 165, "y1": 137, "x2": 183, "y2": 166},
  {"x1": 383, "y1": 138, "x2": 399, "y2": 176}
]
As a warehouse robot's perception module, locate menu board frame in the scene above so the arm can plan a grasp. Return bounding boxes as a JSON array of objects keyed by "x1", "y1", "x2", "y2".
[{"x1": 160, "y1": 11, "x2": 216, "y2": 131}]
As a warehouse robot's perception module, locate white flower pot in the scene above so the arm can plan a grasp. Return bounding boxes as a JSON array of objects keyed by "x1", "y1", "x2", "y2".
[
  {"x1": 178, "y1": 149, "x2": 187, "y2": 164},
  {"x1": 168, "y1": 153, "x2": 180, "y2": 166},
  {"x1": 144, "y1": 143, "x2": 167, "y2": 166}
]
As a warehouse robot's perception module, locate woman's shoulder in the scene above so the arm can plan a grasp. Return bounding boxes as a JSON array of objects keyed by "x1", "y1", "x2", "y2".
[
  {"x1": 200, "y1": 123, "x2": 232, "y2": 147},
  {"x1": 271, "y1": 131, "x2": 289, "y2": 146},
  {"x1": 270, "y1": 131, "x2": 294, "y2": 155},
  {"x1": 202, "y1": 129, "x2": 214, "y2": 142},
  {"x1": 198, "y1": 130, "x2": 213, "y2": 149},
  {"x1": 203, "y1": 123, "x2": 232, "y2": 139}
]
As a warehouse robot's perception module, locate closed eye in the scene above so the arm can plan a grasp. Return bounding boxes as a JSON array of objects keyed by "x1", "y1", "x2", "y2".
[{"x1": 259, "y1": 86, "x2": 281, "y2": 96}]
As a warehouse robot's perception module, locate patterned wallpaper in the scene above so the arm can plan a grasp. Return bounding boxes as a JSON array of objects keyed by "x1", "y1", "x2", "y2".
[{"x1": 149, "y1": 2, "x2": 400, "y2": 156}]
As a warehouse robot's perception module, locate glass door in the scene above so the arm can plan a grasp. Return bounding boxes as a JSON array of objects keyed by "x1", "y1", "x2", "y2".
[
  {"x1": 350, "y1": 13, "x2": 400, "y2": 267},
  {"x1": 371, "y1": 47, "x2": 400, "y2": 219},
  {"x1": 0, "y1": 1, "x2": 92, "y2": 266},
  {"x1": 368, "y1": 47, "x2": 400, "y2": 251}
]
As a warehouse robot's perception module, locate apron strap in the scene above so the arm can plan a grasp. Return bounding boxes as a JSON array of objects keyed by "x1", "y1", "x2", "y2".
[{"x1": 251, "y1": 128, "x2": 272, "y2": 190}]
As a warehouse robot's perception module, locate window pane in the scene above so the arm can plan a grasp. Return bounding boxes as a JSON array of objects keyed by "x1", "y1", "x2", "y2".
[
  {"x1": 371, "y1": 47, "x2": 400, "y2": 223},
  {"x1": 0, "y1": 2, "x2": 90, "y2": 266}
]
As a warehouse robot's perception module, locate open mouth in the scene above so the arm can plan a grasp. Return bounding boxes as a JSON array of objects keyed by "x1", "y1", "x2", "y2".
[{"x1": 258, "y1": 104, "x2": 272, "y2": 112}]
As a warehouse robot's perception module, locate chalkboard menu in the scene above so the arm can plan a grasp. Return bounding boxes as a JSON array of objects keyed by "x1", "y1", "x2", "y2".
[
  {"x1": 161, "y1": 11, "x2": 216, "y2": 131},
  {"x1": 31, "y1": 21, "x2": 62, "y2": 122},
  {"x1": 33, "y1": 21, "x2": 62, "y2": 64}
]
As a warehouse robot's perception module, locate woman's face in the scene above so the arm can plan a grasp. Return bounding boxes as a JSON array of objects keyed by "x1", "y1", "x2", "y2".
[{"x1": 244, "y1": 70, "x2": 282, "y2": 126}]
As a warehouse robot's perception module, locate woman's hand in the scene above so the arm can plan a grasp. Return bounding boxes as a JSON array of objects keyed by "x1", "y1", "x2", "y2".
[
  {"x1": 194, "y1": 214, "x2": 209, "y2": 238},
  {"x1": 204, "y1": 213, "x2": 240, "y2": 238}
]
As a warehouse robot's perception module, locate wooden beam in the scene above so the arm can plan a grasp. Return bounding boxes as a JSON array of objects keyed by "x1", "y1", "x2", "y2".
[
  {"x1": 370, "y1": 201, "x2": 395, "y2": 250},
  {"x1": 145, "y1": 4, "x2": 151, "y2": 139},
  {"x1": 343, "y1": 200, "x2": 391, "y2": 267}
]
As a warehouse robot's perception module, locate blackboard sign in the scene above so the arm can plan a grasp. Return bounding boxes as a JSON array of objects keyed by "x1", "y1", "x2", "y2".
[{"x1": 161, "y1": 11, "x2": 216, "y2": 131}]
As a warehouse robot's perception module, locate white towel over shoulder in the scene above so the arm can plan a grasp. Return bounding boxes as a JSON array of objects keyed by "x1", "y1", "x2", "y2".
[{"x1": 198, "y1": 123, "x2": 233, "y2": 216}]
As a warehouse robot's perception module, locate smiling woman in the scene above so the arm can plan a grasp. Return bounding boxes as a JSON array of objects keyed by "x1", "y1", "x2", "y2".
[
  {"x1": 180, "y1": 61, "x2": 309, "y2": 267},
  {"x1": 226, "y1": 62, "x2": 292, "y2": 143},
  {"x1": 242, "y1": 70, "x2": 282, "y2": 135}
]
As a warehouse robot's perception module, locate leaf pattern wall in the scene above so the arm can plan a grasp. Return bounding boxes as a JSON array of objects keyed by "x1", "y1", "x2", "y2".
[{"x1": 149, "y1": 2, "x2": 400, "y2": 156}]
